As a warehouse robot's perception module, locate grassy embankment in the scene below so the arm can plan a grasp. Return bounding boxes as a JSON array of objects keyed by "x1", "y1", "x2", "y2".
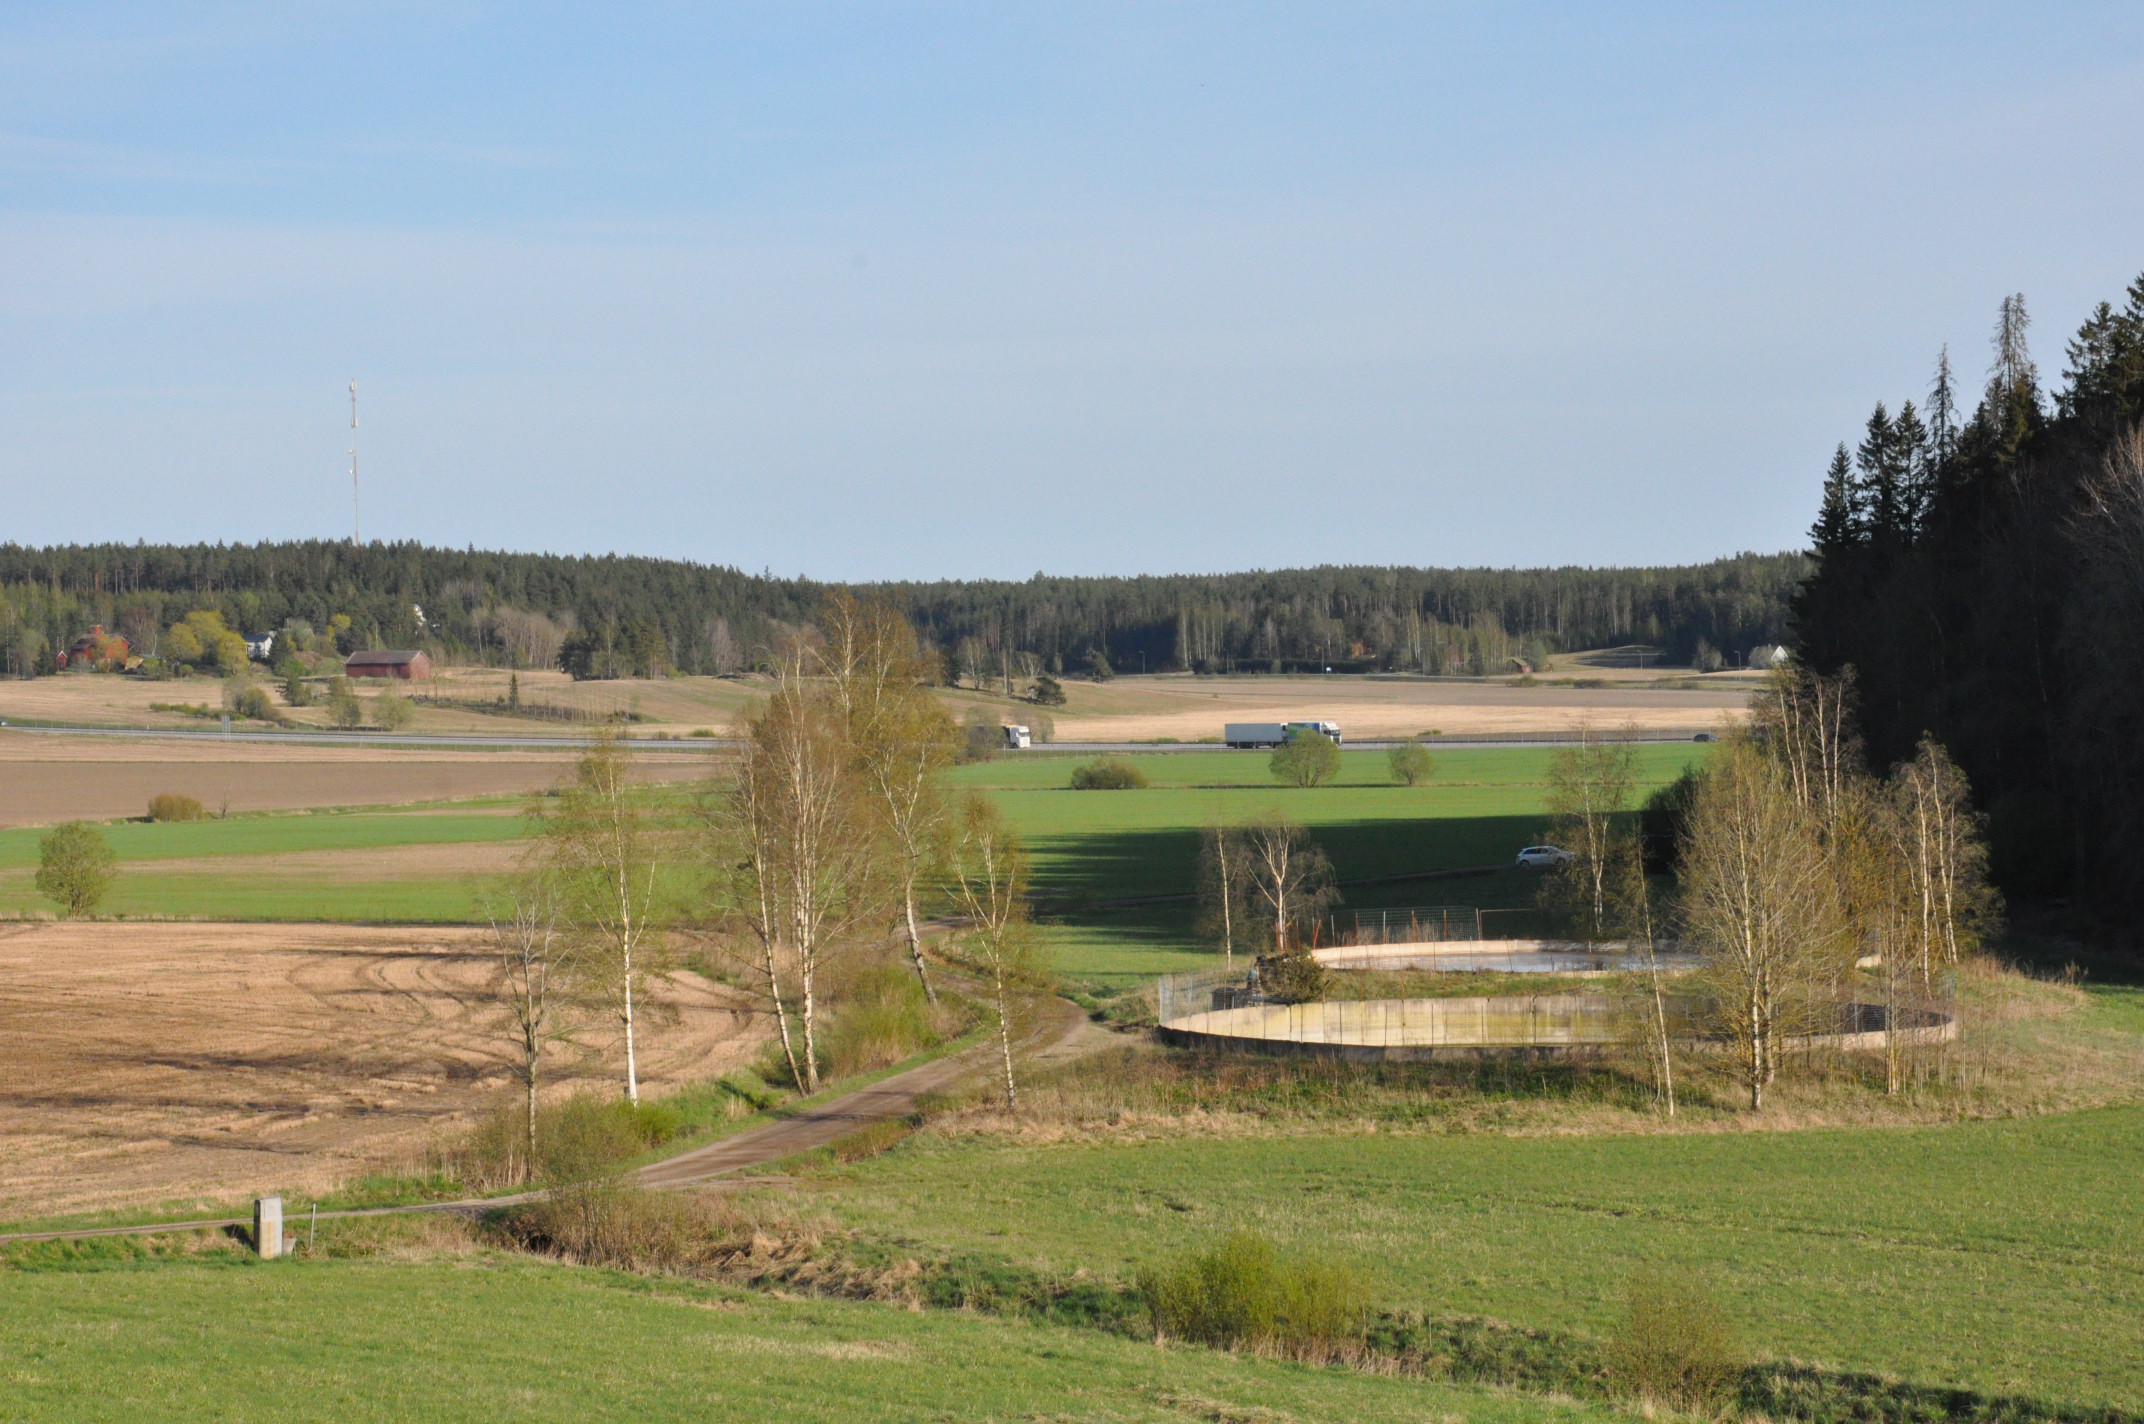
[{"x1": 0, "y1": 1253, "x2": 1619, "y2": 1424}]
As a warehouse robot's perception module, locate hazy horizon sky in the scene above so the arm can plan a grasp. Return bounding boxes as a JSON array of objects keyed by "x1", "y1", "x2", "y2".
[{"x1": 4, "y1": 5, "x2": 2141, "y2": 580}]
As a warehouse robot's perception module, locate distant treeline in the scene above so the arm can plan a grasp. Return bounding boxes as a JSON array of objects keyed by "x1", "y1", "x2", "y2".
[
  {"x1": 0, "y1": 541, "x2": 1802, "y2": 682},
  {"x1": 1791, "y1": 273, "x2": 2144, "y2": 916}
]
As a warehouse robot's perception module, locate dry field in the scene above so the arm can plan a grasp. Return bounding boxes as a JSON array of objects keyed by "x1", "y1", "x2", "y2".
[
  {"x1": 960, "y1": 671, "x2": 1754, "y2": 742},
  {"x1": 2, "y1": 663, "x2": 1754, "y2": 744},
  {"x1": 0, "y1": 921, "x2": 768, "y2": 1221},
  {"x1": 0, "y1": 731, "x2": 711, "y2": 828}
]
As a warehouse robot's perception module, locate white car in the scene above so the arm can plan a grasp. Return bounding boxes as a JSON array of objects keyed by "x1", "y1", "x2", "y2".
[{"x1": 1515, "y1": 845, "x2": 1574, "y2": 869}]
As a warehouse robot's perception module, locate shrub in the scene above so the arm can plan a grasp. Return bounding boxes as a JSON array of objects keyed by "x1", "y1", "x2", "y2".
[
  {"x1": 1270, "y1": 730, "x2": 1341, "y2": 788},
  {"x1": 1029, "y1": 673, "x2": 1067, "y2": 706},
  {"x1": 373, "y1": 689, "x2": 415, "y2": 731},
  {"x1": 35, "y1": 821, "x2": 117, "y2": 916},
  {"x1": 232, "y1": 685, "x2": 281, "y2": 723},
  {"x1": 1387, "y1": 740, "x2": 1435, "y2": 786},
  {"x1": 328, "y1": 686, "x2": 364, "y2": 729},
  {"x1": 1605, "y1": 1268, "x2": 1743, "y2": 1416},
  {"x1": 818, "y1": 964, "x2": 954, "y2": 1078},
  {"x1": 147, "y1": 793, "x2": 206, "y2": 823},
  {"x1": 1139, "y1": 1230, "x2": 1368, "y2": 1359},
  {"x1": 1070, "y1": 757, "x2": 1148, "y2": 790},
  {"x1": 1256, "y1": 948, "x2": 1328, "y2": 1004}
]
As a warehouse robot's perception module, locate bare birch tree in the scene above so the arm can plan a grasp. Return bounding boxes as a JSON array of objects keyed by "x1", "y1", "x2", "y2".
[
  {"x1": 1678, "y1": 738, "x2": 1846, "y2": 1110},
  {"x1": 1241, "y1": 814, "x2": 1338, "y2": 954},
  {"x1": 482, "y1": 871, "x2": 581, "y2": 1180},
  {"x1": 720, "y1": 645, "x2": 883, "y2": 1095},
  {"x1": 1889, "y1": 738, "x2": 1998, "y2": 982},
  {"x1": 535, "y1": 732, "x2": 670, "y2": 1105},
  {"x1": 1538, "y1": 724, "x2": 1640, "y2": 942},
  {"x1": 1196, "y1": 822, "x2": 1251, "y2": 967},
  {"x1": 946, "y1": 793, "x2": 1041, "y2": 1110},
  {"x1": 821, "y1": 593, "x2": 959, "y2": 1003}
]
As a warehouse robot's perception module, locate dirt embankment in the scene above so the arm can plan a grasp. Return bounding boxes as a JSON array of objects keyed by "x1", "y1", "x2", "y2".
[{"x1": 0, "y1": 922, "x2": 766, "y2": 1221}]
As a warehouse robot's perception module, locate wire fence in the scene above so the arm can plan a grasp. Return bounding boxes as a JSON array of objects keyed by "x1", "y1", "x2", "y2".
[{"x1": 1320, "y1": 905, "x2": 1480, "y2": 946}]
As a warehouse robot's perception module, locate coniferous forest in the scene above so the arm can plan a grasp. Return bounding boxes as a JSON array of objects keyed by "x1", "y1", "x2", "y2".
[
  {"x1": 1792, "y1": 273, "x2": 2144, "y2": 919},
  {"x1": 0, "y1": 544, "x2": 1800, "y2": 685}
]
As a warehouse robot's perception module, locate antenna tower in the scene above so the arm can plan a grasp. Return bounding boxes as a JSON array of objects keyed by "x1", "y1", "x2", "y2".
[{"x1": 348, "y1": 379, "x2": 360, "y2": 545}]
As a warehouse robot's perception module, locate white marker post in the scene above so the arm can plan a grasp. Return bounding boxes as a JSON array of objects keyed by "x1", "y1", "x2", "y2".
[{"x1": 254, "y1": 1196, "x2": 283, "y2": 1259}]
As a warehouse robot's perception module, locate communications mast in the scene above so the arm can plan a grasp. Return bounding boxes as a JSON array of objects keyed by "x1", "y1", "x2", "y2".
[{"x1": 348, "y1": 379, "x2": 360, "y2": 545}]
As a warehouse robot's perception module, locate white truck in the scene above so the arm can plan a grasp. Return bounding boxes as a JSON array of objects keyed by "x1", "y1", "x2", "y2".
[
  {"x1": 1224, "y1": 720, "x2": 1342, "y2": 749},
  {"x1": 1003, "y1": 724, "x2": 1032, "y2": 750}
]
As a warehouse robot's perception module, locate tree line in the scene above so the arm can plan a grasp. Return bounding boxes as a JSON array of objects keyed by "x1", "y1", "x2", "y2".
[
  {"x1": 1790, "y1": 273, "x2": 2144, "y2": 920},
  {"x1": 0, "y1": 538, "x2": 1802, "y2": 682}
]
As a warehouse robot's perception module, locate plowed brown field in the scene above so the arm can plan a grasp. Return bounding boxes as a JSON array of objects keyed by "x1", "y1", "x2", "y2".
[
  {"x1": 0, "y1": 922, "x2": 766, "y2": 1221},
  {"x1": 0, "y1": 732, "x2": 712, "y2": 828}
]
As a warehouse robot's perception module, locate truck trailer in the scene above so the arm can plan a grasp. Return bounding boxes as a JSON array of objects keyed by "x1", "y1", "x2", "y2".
[{"x1": 1224, "y1": 720, "x2": 1342, "y2": 749}]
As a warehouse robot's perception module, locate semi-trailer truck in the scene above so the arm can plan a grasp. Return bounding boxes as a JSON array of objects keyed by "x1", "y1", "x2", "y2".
[{"x1": 1224, "y1": 720, "x2": 1342, "y2": 749}]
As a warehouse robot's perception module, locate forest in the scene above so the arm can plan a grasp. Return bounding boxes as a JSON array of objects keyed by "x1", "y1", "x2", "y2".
[
  {"x1": 1791, "y1": 273, "x2": 2144, "y2": 919},
  {"x1": 0, "y1": 543, "x2": 1801, "y2": 683}
]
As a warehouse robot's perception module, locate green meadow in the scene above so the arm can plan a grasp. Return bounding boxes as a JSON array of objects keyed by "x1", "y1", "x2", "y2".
[
  {"x1": 950, "y1": 745, "x2": 1707, "y2": 989},
  {"x1": 828, "y1": 1078, "x2": 2144, "y2": 1411},
  {"x1": 0, "y1": 1257, "x2": 1615, "y2": 1424}
]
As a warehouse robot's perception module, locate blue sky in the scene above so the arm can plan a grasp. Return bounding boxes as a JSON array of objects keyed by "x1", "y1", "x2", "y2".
[{"x1": 3, "y1": 4, "x2": 2141, "y2": 579}]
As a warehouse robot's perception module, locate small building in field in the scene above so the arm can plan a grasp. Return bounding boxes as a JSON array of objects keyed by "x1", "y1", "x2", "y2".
[{"x1": 344, "y1": 649, "x2": 432, "y2": 681}]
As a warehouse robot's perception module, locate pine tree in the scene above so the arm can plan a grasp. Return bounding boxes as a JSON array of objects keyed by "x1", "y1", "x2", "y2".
[
  {"x1": 1856, "y1": 403, "x2": 1905, "y2": 549},
  {"x1": 1891, "y1": 400, "x2": 1932, "y2": 541},
  {"x1": 1927, "y1": 347, "x2": 1958, "y2": 466},
  {"x1": 1810, "y1": 444, "x2": 1858, "y2": 563}
]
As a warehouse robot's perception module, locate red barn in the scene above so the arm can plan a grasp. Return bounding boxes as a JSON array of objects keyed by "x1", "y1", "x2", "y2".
[{"x1": 344, "y1": 650, "x2": 433, "y2": 680}]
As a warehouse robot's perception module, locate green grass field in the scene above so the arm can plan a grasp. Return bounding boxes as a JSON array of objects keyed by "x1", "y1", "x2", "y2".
[
  {"x1": 952, "y1": 746, "x2": 1707, "y2": 989},
  {"x1": 0, "y1": 1256, "x2": 1616, "y2": 1424},
  {"x1": 827, "y1": 1083, "x2": 2144, "y2": 1410}
]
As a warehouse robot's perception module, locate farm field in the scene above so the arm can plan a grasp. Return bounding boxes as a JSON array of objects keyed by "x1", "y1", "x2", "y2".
[
  {"x1": 0, "y1": 728, "x2": 709, "y2": 828},
  {"x1": 0, "y1": 663, "x2": 1752, "y2": 742},
  {"x1": 826, "y1": 1052, "x2": 2144, "y2": 1411},
  {"x1": 0, "y1": 921, "x2": 764, "y2": 1220},
  {"x1": 0, "y1": 746, "x2": 1701, "y2": 956},
  {"x1": 956, "y1": 745, "x2": 1710, "y2": 989},
  {"x1": 0, "y1": 1257, "x2": 1615, "y2": 1424}
]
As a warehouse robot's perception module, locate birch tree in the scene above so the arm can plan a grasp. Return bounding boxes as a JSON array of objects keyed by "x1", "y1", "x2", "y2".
[
  {"x1": 536, "y1": 732, "x2": 670, "y2": 1105},
  {"x1": 946, "y1": 793, "x2": 1041, "y2": 1110},
  {"x1": 482, "y1": 872, "x2": 581, "y2": 1180},
  {"x1": 822, "y1": 593, "x2": 958, "y2": 1003},
  {"x1": 1241, "y1": 815, "x2": 1338, "y2": 955},
  {"x1": 721, "y1": 646, "x2": 883, "y2": 1095},
  {"x1": 1678, "y1": 739, "x2": 1846, "y2": 1110},
  {"x1": 1196, "y1": 822, "x2": 1251, "y2": 966},
  {"x1": 1538, "y1": 725, "x2": 1640, "y2": 942}
]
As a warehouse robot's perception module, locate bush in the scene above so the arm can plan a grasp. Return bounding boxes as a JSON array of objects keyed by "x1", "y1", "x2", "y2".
[
  {"x1": 373, "y1": 689, "x2": 415, "y2": 731},
  {"x1": 1139, "y1": 1230, "x2": 1369, "y2": 1359},
  {"x1": 147, "y1": 793, "x2": 206, "y2": 823},
  {"x1": 1070, "y1": 757, "x2": 1148, "y2": 790},
  {"x1": 1256, "y1": 948, "x2": 1328, "y2": 1004},
  {"x1": 1605, "y1": 1269, "x2": 1743, "y2": 1416},
  {"x1": 818, "y1": 964, "x2": 957, "y2": 1078},
  {"x1": 35, "y1": 821, "x2": 117, "y2": 916},
  {"x1": 232, "y1": 685, "x2": 281, "y2": 723},
  {"x1": 1270, "y1": 730, "x2": 1341, "y2": 788},
  {"x1": 1387, "y1": 740, "x2": 1435, "y2": 786},
  {"x1": 329, "y1": 689, "x2": 365, "y2": 729},
  {"x1": 1029, "y1": 673, "x2": 1067, "y2": 706}
]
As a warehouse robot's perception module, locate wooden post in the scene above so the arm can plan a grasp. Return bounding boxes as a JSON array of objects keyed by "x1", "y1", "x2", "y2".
[{"x1": 254, "y1": 1197, "x2": 283, "y2": 1259}]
